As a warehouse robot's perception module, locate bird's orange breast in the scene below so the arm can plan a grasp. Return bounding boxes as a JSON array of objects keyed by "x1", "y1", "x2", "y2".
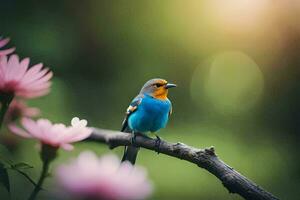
[{"x1": 153, "y1": 87, "x2": 168, "y2": 100}]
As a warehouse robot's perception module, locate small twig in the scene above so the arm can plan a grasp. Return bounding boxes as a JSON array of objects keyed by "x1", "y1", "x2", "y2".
[{"x1": 87, "y1": 128, "x2": 280, "y2": 200}]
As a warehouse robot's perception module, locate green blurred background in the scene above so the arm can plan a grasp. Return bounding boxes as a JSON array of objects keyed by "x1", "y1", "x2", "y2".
[{"x1": 1, "y1": 0, "x2": 300, "y2": 199}]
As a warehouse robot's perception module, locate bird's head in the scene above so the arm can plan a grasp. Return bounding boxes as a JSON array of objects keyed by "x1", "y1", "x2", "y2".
[{"x1": 140, "y1": 78, "x2": 176, "y2": 100}]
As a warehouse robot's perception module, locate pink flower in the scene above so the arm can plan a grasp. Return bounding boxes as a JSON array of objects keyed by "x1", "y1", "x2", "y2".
[
  {"x1": 5, "y1": 99, "x2": 40, "y2": 123},
  {"x1": 9, "y1": 117, "x2": 92, "y2": 150},
  {"x1": 0, "y1": 54, "x2": 53, "y2": 98},
  {"x1": 55, "y1": 152, "x2": 153, "y2": 200},
  {"x1": 0, "y1": 37, "x2": 15, "y2": 56}
]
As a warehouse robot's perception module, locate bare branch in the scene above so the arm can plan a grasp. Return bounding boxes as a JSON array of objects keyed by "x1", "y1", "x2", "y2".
[{"x1": 87, "y1": 128, "x2": 279, "y2": 200}]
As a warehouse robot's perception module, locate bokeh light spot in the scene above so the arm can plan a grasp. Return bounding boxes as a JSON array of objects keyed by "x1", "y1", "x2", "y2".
[
  {"x1": 205, "y1": 0, "x2": 271, "y2": 33},
  {"x1": 191, "y1": 51, "x2": 264, "y2": 115}
]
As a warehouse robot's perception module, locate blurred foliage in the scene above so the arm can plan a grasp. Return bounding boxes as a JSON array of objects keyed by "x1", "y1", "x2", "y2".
[{"x1": 1, "y1": 0, "x2": 300, "y2": 199}]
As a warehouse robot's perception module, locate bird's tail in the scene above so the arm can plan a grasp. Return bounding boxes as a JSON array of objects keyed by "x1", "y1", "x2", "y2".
[{"x1": 121, "y1": 145, "x2": 139, "y2": 165}]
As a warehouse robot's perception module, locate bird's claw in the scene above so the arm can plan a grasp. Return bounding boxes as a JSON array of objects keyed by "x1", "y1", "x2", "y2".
[{"x1": 154, "y1": 135, "x2": 161, "y2": 154}]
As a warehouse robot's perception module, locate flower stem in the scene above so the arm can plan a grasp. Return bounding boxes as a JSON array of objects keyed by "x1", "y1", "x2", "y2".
[
  {"x1": 27, "y1": 159, "x2": 50, "y2": 200},
  {"x1": 27, "y1": 144, "x2": 57, "y2": 200},
  {"x1": 0, "y1": 93, "x2": 14, "y2": 130}
]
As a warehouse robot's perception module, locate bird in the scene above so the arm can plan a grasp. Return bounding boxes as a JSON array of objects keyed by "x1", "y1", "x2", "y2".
[{"x1": 121, "y1": 78, "x2": 176, "y2": 164}]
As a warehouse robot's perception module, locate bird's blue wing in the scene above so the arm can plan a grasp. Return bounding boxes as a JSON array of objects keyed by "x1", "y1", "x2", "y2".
[{"x1": 121, "y1": 94, "x2": 143, "y2": 132}]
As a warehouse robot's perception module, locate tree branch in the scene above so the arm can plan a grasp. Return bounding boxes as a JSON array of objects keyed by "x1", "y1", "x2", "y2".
[{"x1": 87, "y1": 128, "x2": 279, "y2": 200}]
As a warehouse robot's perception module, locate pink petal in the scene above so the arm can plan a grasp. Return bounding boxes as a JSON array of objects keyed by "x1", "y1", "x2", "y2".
[
  {"x1": 10, "y1": 117, "x2": 93, "y2": 152},
  {"x1": 66, "y1": 129, "x2": 92, "y2": 143},
  {"x1": 4, "y1": 54, "x2": 19, "y2": 80},
  {"x1": 61, "y1": 143, "x2": 74, "y2": 151},
  {"x1": 16, "y1": 88, "x2": 50, "y2": 98},
  {"x1": 12, "y1": 57, "x2": 30, "y2": 81},
  {"x1": 54, "y1": 152, "x2": 153, "y2": 200},
  {"x1": 8, "y1": 123, "x2": 32, "y2": 138},
  {"x1": 6, "y1": 56, "x2": 29, "y2": 81},
  {"x1": 0, "y1": 38, "x2": 10, "y2": 48},
  {"x1": 23, "y1": 81, "x2": 51, "y2": 91},
  {"x1": 20, "y1": 63, "x2": 43, "y2": 84},
  {"x1": 21, "y1": 118, "x2": 43, "y2": 139},
  {"x1": 0, "y1": 56, "x2": 8, "y2": 77},
  {"x1": 0, "y1": 47, "x2": 15, "y2": 56},
  {"x1": 22, "y1": 71, "x2": 53, "y2": 88}
]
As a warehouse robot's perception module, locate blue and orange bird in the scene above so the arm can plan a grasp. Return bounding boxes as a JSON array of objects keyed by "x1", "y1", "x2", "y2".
[{"x1": 121, "y1": 78, "x2": 176, "y2": 164}]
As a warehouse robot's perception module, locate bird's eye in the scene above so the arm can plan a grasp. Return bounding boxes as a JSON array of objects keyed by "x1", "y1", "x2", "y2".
[{"x1": 154, "y1": 83, "x2": 162, "y2": 87}]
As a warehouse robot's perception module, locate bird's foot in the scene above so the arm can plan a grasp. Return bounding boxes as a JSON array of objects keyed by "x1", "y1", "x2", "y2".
[{"x1": 154, "y1": 135, "x2": 161, "y2": 154}]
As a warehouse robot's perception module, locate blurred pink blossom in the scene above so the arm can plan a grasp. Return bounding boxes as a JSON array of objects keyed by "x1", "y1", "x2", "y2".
[
  {"x1": 0, "y1": 54, "x2": 52, "y2": 98},
  {"x1": 9, "y1": 117, "x2": 92, "y2": 150},
  {"x1": 0, "y1": 37, "x2": 15, "y2": 56},
  {"x1": 55, "y1": 152, "x2": 153, "y2": 200},
  {"x1": 4, "y1": 99, "x2": 40, "y2": 123}
]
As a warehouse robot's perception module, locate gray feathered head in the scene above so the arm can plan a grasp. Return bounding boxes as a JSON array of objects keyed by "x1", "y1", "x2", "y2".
[{"x1": 139, "y1": 78, "x2": 176, "y2": 99}]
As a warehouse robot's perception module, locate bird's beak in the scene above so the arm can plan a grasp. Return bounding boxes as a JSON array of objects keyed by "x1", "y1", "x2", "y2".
[{"x1": 165, "y1": 83, "x2": 177, "y2": 89}]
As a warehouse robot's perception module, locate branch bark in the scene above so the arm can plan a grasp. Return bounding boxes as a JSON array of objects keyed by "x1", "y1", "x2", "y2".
[{"x1": 87, "y1": 128, "x2": 279, "y2": 200}]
